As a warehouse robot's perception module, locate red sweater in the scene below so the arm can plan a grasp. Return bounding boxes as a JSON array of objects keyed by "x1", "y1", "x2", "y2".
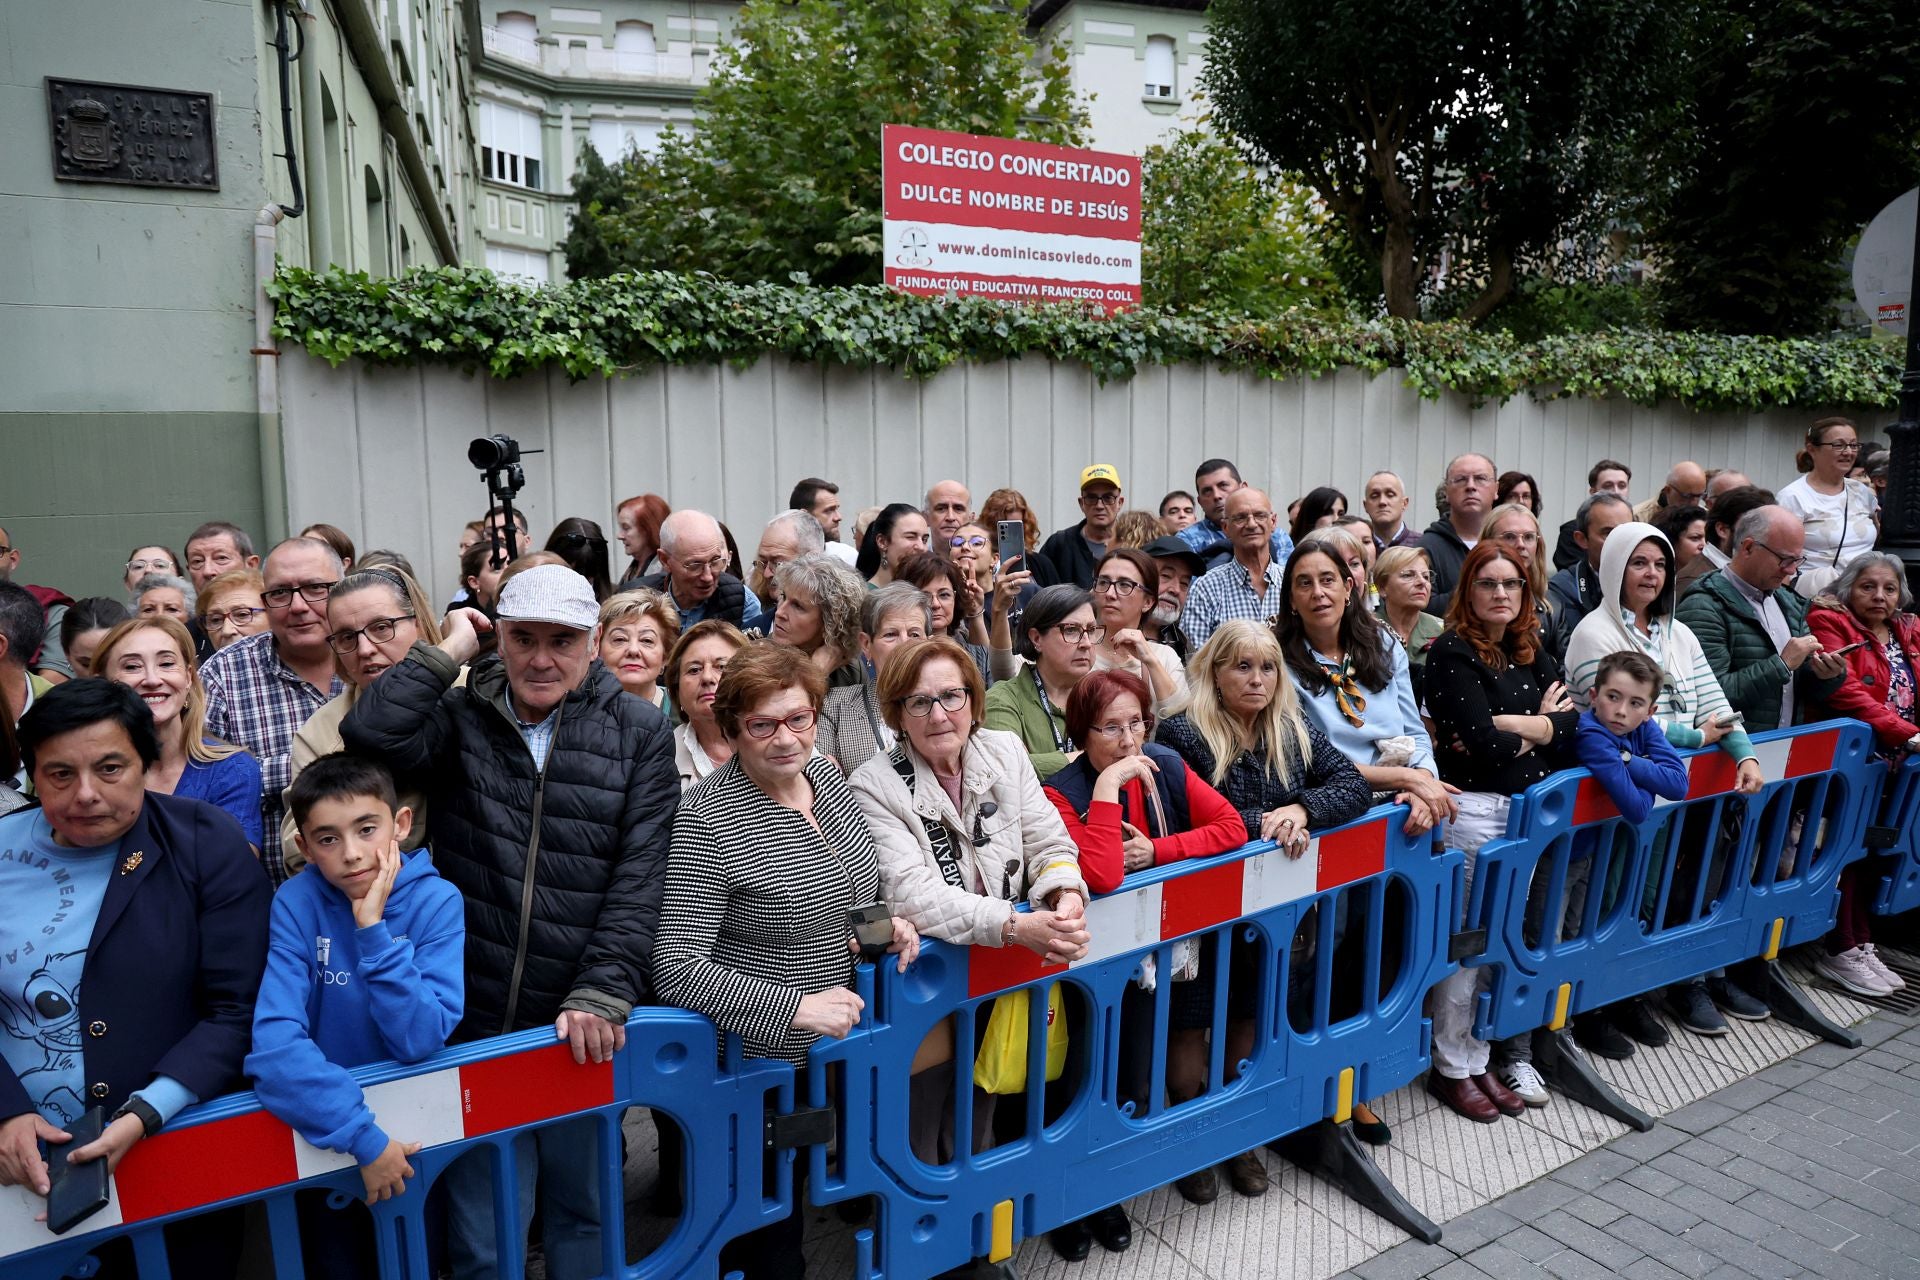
[
  {"x1": 1807, "y1": 604, "x2": 1920, "y2": 752},
  {"x1": 1046, "y1": 771, "x2": 1249, "y2": 895}
]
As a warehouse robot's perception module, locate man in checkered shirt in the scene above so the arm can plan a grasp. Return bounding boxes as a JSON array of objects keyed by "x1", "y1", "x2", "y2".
[
  {"x1": 202, "y1": 537, "x2": 344, "y2": 883},
  {"x1": 1182, "y1": 487, "x2": 1287, "y2": 650}
]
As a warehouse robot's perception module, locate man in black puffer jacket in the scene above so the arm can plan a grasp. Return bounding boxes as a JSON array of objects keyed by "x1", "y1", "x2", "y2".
[{"x1": 342, "y1": 563, "x2": 677, "y2": 1279}]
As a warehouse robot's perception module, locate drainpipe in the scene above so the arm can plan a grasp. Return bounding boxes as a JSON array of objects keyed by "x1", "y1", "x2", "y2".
[{"x1": 252, "y1": 0, "x2": 307, "y2": 543}]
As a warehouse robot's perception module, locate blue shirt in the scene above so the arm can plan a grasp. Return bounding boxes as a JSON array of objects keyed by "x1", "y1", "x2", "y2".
[
  {"x1": 1295, "y1": 636, "x2": 1437, "y2": 778},
  {"x1": 0, "y1": 811, "x2": 117, "y2": 1126},
  {"x1": 175, "y1": 748, "x2": 265, "y2": 847},
  {"x1": 1176, "y1": 517, "x2": 1294, "y2": 572}
]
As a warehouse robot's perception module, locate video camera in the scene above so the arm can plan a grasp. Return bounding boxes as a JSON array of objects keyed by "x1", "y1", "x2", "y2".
[{"x1": 469, "y1": 433, "x2": 543, "y2": 567}]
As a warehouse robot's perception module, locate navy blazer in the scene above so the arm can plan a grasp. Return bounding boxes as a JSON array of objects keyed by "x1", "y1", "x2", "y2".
[{"x1": 0, "y1": 792, "x2": 272, "y2": 1123}]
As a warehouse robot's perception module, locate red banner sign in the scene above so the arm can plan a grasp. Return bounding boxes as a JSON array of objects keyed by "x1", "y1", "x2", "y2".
[{"x1": 882, "y1": 124, "x2": 1142, "y2": 313}]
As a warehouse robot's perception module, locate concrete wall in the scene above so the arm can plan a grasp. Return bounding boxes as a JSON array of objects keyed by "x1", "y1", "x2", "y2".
[
  {"x1": 1, "y1": 0, "x2": 476, "y2": 597},
  {"x1": 278, "y1": 349, "x2": 1823, "y2": 607}
]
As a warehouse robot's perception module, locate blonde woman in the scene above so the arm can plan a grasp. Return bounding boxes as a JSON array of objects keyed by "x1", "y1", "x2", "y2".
[
  {"x1": 1153, "y1": 619, "x2": 1371, "y2": 1196},
  {"x1": 598, "y1": 588, "x2": 681, "y2": 715},
  {"x1": 95, "y1": 615, "x2": 263, "y2": 847},
  {"x1": 279, "y1": 566, "x2": 447, "y2": 862},
  {"x1": 1481, "y1": 502, "x2": 1563, "y2": 656}
]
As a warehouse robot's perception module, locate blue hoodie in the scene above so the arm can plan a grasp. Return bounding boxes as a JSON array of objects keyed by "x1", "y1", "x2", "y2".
[
  {"x1": 245, "y1": 850, "x2": 465, "y2": 1166},
  {"x1": 1573, "y1": 709, "x2": 1689, "y2": 825}
]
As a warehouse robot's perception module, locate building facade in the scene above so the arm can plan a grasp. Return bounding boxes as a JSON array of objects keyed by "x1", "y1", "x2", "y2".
[
  {"x1": 2, "y1": 0, "x2": 480, "y2": 595},
  {"x1": 1028, "y1": 0, "x2": 1212, "y2": 160}
]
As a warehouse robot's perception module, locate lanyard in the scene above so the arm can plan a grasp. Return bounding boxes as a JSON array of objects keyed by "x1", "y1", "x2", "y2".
[{"x1": 1031, "y1": 664, "x2": 1072, "y2": 753}]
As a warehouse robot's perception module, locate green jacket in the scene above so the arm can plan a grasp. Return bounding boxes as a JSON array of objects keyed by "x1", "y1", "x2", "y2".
[
  {"x1": 1673, "y1": 569, "x2": 1843, "y2": 733},
  {"x1": 983, "y1": 664, "x2": 1072, "y2": 781}
]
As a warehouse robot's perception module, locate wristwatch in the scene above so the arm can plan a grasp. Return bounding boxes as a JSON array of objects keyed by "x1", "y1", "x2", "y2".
[{"x1": 110, "y1": 1096, "x2": 163, "y2": 1138}]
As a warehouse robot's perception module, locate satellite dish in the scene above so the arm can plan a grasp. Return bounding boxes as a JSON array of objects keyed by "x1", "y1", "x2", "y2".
[{"x1": 1854, "y1": 187, "x2": 1916, "y2": 337}]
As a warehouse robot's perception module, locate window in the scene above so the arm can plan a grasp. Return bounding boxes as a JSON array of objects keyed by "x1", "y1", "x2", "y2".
[
  {"x1": 613, "y1": 20, "x2": 656, "y2": 73},
  {"x1": 486, "y1": 245, "x2": 550, "y2": 283},
  {"x1": 1144, "y1": 36, "x2": 1176, "y2": 99},
  {"x1": 496, "y1": 11, "x2": 536, "y2": 43},
  {"x1": 588, "y1": 118, "x2": 664, "y2": 159},
  {"x1": 480, "y1": 100, "x2": 543, "y2": 190}
]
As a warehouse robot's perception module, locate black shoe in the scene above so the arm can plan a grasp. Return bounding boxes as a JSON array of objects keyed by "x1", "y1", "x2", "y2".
[
  {"x1": 1613, "y1": 998, "x2": 1670, "y2": 1048},
  {"x1": 1572, "y1": 1011, "x2": 1635, "y2": 1060},
  {"x1": 1089, "y1": 1205, "x2": 1132, "y2": 1253},
  {"x1": 1667, "y1": 980, "x2": 1728, "y2": 1036},
  {"x1": 1707, "y1": 975, "x2": 1771, "y2": 1021},
  {"x1": 1048, "y1": 1218, "x2": 1092, "y2": 1263}
]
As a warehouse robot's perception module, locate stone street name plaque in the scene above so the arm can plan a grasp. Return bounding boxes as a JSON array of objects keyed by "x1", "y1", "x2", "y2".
[{"x1": 48, "y1": 77, "x2": 219, "y2": 190}]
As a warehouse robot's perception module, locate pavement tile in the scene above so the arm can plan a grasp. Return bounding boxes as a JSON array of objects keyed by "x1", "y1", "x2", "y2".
[
  {"x1": 1619, "y1": 1163, "x2": 1685, "y2": 1197},
  {"x1": 1621, "y1": 1258, "x2": 1690, "y2": 1280},
  {"x1": 1429, "y1": 1262, "x2": 1496, "y2": 1280},
  {"x1": 1658, "y1": 1184, "x2": 1775, "y2": 1242},
  {"x1": 1438, "y1": 1207, "x2": 1525, "y2": 1257},
  {"x1": 1752, "y1": 1059, "x2": 1827, "y2": 1090},
  {"x1": 1663, "y1": 1099, "x2": 1741, "y2": 1134},
  {"x1": 1810, "y1": 1196, "x2": 1920, "y2": 1255},
  {"x1": 1349, "y1": 1238, "x2": 1460, "y2": 1280},
  {"x1": 1709, "y1": 1078, "x2": 1786, "y2": 1113},
  {"x1": 1603, "y1": 1216, "x2": 1718, "y2": 1279},
  {"x1": 1643, "y1": 1150, "x2": 1752, "y2": 1203},
  {"x1": 1604, "y1": 1125, "x2": 1689, "y2": 1162},
  {"x1": 1457, "y1": 1243, "x2": 1555, "y2": 1280},
  {"x1": 1799, "y1": 1099, "x2": 1920, "y2": 1151},
  {"x1": 1561, "y1": 1194, "x2": 1627, "y2": 1229},
  {"x1": 1588, "y1": 1180, "x2": 1703, "y2": 1236},
  {"x1": 1538, "y1": 1250, "x2": 1616, "y2": 1280},
  {"x1": 1696, "y1": 1267, "x2": 1761, "y2": 1280},
  {"x1": 1530, "y1": 1210, "x2": 1642, "y2": 1270},
  {"x1": 1735, "y1": 1189, "x2": 1856, "y2": 1251},
  {"x1": 1831, "y1": 1230, "x2": 1920, "y2": 1280},
  {"x1": 1498, "y1": 1225, "x2": 1561, "y2": 1264},
  {"x1": 1678, "y1": 1221, "x2": 1808, "y2": 1280},
  {"x1": 1544, "y1": 1148, "x2": 1637, "y2": 1191},
  {"x1": 1484, "y1": 1178, "x2": 1579, "y2": 1222}
]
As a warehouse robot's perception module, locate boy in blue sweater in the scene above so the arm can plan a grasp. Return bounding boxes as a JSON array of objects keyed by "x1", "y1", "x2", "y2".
[
  {"x1": 1574, "y1": 651, "x2": 1690, "y2": 825},
  {"x1": 246, "y1": 753, "x2": 464, "y2": 1276}
]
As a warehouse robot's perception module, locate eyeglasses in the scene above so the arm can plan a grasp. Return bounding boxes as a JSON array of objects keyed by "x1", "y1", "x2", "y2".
[
  {"x1": 951, "y1": 535, "x2": 989, "y2": 549},
  {"x1": 742, "y1": 708, "x2": 818, "y2": 739},
  {"x1": 1472, "y1": 577, "x2": 1527, "y2": 595},
  {"x1": 0, "y1": 545, "x2": 12, "y2": 556},
  {"x1": 1093, "y1": 575, "x2": 1143, "y2": 597},
  {"x1": 126, "y1": 557, "x2": 174, "y2": 573},
  {"x1": 205, "y1": 606, "x2": 263, "y2": 630},
  {"x1": 1816, "y1": 441, "x2": 1861, "y2": 453},
  {"x1": 752, "y1": 556, "x2": 789, "y2": 577},
  {"x1": 326, "y1": 614, "x2": 416, "y2": 654},
  {"x1": 899, "y1": 687, "x2": 970, "y2": 718},
  {"x1": 1081, "y1": 491, "x2": 1122, "y2": 507},
  {"x1": 1052, "y1": 623, "x2": 1107, "y2": 644},
  {"x1": 1448, "y1": 473, "x2": 1496, "y2": 488},
  {"x1": 1225, "y1": 512, "x2": 1274, "y2": 527},
  {"x1": 1088, "y1": 716, "x2": 1150, "y2": 741},
  {"x1": 1749, "y1": 538, "x2": 1805, "y2": 569},
  {"x1": 1493, "y1": 530, "x2": 1539, "y2": 546},
  {"x1": 262, "y1": 580, "x2": 338, "y2": 608},
  {"x1": 677, "y1": 555, "x2": 731, "y2": 576}
]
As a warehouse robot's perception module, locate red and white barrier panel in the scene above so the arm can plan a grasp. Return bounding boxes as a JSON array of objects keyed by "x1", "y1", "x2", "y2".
[
  {"x1": 1570, "y1": 728, "x2": 1841, "y2": 827},
  {"x1": 967, "y1": 815, "x2": 1392, "y2": 999},
  {"x1": 0, "y1": 1043, "x2": 613, "y2": 1259}
]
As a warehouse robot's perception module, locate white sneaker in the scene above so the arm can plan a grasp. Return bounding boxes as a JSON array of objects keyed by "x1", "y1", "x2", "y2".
[
  {"x1": 1815, "y1": 947, "x2": 1894, "y2": 998},
  {"x1": 1862, "y1": 944, "x2": 1906, "y2": 991},
  {"x1": 1499, "y1": 1061, "x2": 1551, "y2": 1107}
]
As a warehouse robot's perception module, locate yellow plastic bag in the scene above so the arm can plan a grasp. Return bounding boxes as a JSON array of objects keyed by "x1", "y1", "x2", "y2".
[{"x1": 973, "y1": 986, "x2": 1068, "y2": 1095}]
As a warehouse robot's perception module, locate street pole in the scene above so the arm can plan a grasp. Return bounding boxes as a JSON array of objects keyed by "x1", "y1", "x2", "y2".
[{"x1": 1878, "y1": 198, "x2": 1920, "y2": 576}]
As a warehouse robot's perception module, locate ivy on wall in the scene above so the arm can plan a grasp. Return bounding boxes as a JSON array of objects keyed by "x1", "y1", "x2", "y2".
[{"x1": 270, "y1": 266, "x2": 1902, "y2": 413}]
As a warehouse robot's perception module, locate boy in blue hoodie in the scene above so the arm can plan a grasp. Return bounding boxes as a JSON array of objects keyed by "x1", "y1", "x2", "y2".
[
  {"x1": 247, "y1": 753, "x2": 464, "y2": 1277},
  {"x1": 1574, "y1": 651, "x2": 1691, "y2": 825}
]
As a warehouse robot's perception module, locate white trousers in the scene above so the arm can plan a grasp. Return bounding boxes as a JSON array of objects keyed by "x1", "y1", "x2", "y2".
[{"x1": 1427, "y1": 792, "x2": 1510, "y2": 1079}]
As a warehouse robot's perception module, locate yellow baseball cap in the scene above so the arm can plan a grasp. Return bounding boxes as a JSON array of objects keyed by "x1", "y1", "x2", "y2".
[{"x1": 1079, "y1": 463, "x2": 1121, "y2": 490}]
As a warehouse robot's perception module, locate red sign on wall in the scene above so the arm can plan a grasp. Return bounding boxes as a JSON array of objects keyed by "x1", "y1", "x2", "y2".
[{"x1": 882, "y1": 124, "x2": 1142, "y2": 313}]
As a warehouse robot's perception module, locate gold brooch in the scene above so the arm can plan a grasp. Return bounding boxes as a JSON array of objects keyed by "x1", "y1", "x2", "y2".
[{"x1": 120, "y1": 851, "x2": 144, "y2": 875}]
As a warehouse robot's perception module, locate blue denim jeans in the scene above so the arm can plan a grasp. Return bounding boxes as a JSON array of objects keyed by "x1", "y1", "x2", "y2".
[{"x1": 444, "y1": 1116, "x2": 603, "y2": 1280}]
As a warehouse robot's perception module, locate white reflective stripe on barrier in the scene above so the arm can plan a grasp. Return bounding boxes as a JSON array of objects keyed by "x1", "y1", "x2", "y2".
[
  {"x1": 0, "y1": 1043, "x2": 613, "y2": 1260},
  {"x1": 1570, "y1": 727, "x2": 1840, "y2": 824},
  {"x1": 966, "y1": 813, "x2": 1392, "y2": 998}
]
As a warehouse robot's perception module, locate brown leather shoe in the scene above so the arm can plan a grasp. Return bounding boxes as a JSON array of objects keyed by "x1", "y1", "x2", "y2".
[
  {"x1": 1222, "y1": 1150, "x2": 1269, "y2": 1197},
  {"x1": 1174, "y1": 1166, "x2": 1219, "y2": 1205},
  {"x1": 1426, "y1": 1072, "x2": 1499, "y2": 1123},
  {"x1": 1471, "y1": 1071, "x2": 1528, "y2": 1117}
]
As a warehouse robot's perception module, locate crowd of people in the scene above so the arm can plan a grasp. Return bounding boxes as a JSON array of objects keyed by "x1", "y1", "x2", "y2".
[{"x1": 0, "y1": 414, "x2": 1910, "y2": 1280}]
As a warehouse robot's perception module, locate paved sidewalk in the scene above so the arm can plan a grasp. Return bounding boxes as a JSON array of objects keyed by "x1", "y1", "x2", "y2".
[{"x1": 1343, "y1": 1007, "x2": 1920, "y2": 1280}]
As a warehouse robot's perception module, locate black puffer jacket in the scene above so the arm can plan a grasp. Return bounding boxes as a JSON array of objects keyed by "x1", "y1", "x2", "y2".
[{"x1": 341, "y1": 643, "x2": 678, "y2": 1042}]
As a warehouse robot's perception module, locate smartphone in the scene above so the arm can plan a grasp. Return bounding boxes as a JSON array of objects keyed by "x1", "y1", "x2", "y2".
[
  {"x1": 44, "y1": 1107, "x2": 110, "y2": 1235},
  {"x1": 847, "y1": 903, "x2": 895, "y2": 961},
  {"x1": 996, "y1": 520, "x2": 1026, "y2": 576},
  {"x1": 1830, "y1": 641, "x2": 1867, "y2": 657},
  {"x1": 1712, "y1": 710, "x2": 1741, "y2": 729}
]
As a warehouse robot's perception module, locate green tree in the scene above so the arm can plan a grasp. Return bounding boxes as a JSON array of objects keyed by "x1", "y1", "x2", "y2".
[
  {"x1": 1139, "y1": 130, "x2": 1344, "y2": 314},
  {"x1": 1203, "y1": 0, "x2": 1691, "y2": 323},
  {"x1": 563, "y1": 0, "x2": 1085, "y2": 285},
  {"x1": 1643, "y1": 0, "x2": 1920, "y2": 336}
]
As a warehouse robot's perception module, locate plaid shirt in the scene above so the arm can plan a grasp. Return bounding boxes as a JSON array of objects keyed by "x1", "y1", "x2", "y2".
[
  {"x1": 1182, "y1": 555, "x2": 1286, "y2": 650},
  {"x1": 201, "y1": 631, "x2": 341, "y2": 883}
]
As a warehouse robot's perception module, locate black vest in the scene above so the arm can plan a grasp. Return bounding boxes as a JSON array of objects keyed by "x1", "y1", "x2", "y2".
[
  {"x1": 1046, "y1": 741, "x2": 1193, "y2": 835},
  {"x1": 631, "y1": 570, "x2": 748, "y2": 629}
]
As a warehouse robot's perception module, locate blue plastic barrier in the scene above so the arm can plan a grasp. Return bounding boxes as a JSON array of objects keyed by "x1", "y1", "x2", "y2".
[
  {"x1": 1467, "y1": 721, "x2": 1878, "y2": 1061},
  {"x1": 1872, "y1": 754, "x2": 1920, "y2": 916},
  {"x1": 804, "y1": 804, "x2": 1461, "y2": 1274}
]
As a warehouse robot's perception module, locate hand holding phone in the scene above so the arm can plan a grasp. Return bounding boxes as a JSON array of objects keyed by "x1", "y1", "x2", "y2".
[
  {"x1": 847, "y1": 903, "x2": 895, "y2": 961},
  {"x1": 43, "y1": 1107, "x2": 109, "y2": 1235},
  {"x1": 1829, "y1": 640, "x2": 1867, "y2": 657},
  {"x1": 996, "y1": 521, "x2": 1027, "y2": 575}
]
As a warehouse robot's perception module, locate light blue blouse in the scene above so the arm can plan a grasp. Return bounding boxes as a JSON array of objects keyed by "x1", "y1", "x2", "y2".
[{"x1": 1296, "y1": 635, "x2": 1438, "y2": 778}]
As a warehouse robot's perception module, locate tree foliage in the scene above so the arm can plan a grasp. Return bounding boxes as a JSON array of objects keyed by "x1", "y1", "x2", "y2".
[
  {"x1": 1139, "y1": 131, "x2": 1345, "y2": 314},
  {"x1": 1203, "y1": 0, "x2": 1691, "y2": 323},
  {"x1": 560, "y1": 0, "x2": 1084, "y2": 286},
  {"x1": 270, "y1": 264, "x2": 1899, "y2": 413},
  {"x1": 1644, "y1": 0, "x2": 1920, "y2": 336}
]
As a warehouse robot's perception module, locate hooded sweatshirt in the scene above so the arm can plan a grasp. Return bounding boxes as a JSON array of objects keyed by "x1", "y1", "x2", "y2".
[
  {"x1": 246, "y1": 849, "x2": 465, "y2": 1166},
  {"x1": 1562, "y1": 522, "x2": 1757, "y2": 765}
]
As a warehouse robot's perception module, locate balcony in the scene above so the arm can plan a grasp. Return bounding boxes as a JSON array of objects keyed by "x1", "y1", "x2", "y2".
[{"x1": 481, "y1": 26, "x2": 707, "y2": 84}]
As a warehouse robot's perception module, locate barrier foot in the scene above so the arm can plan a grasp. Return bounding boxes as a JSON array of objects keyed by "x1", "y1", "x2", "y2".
[
  {"x1": 1533, "y1": 1028, "x2": 1654, "y2": 1132},
  {"x1": 1752, "y1": 958, "x2": 1861, "y2": 1049},
  {"x1": 1272, "y1": 1119, "x2": 1441, "y2": 1245}
]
